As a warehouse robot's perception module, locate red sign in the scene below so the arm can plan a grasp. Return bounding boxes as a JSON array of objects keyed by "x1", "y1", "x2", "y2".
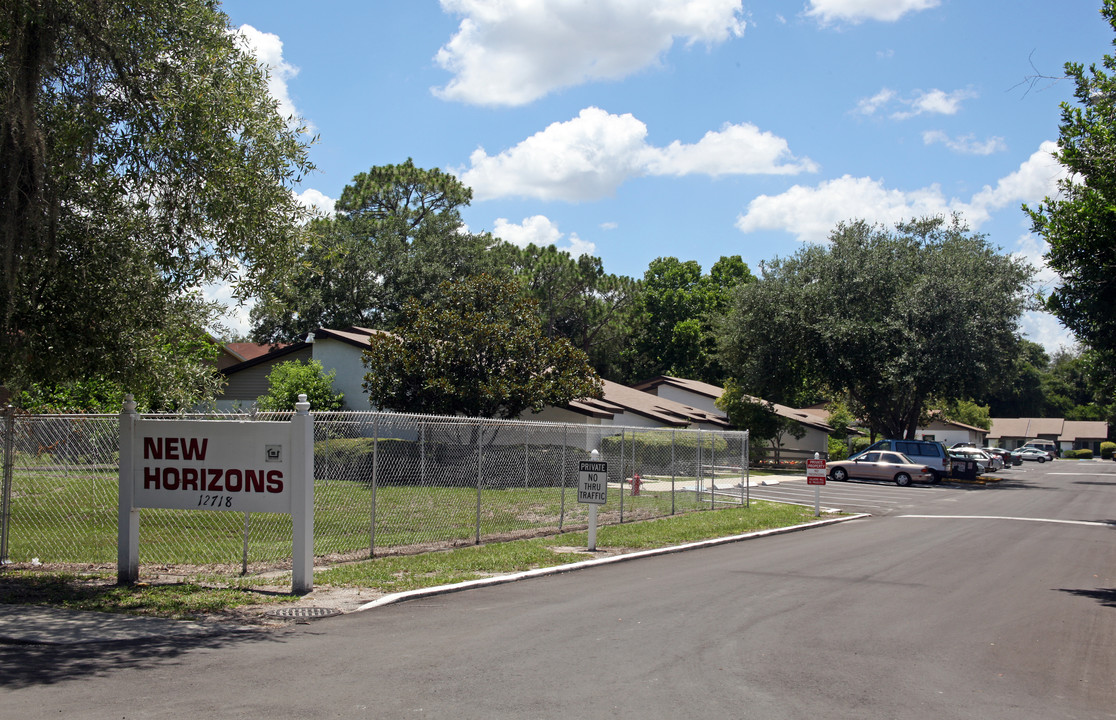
[{"x1": 806, "y1": 457, "x2": 826, "y2": 485}]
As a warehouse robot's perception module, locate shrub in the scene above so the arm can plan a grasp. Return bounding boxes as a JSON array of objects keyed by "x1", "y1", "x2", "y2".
[
  {"x1": 849, "y1": 436, "x2": 872, "y2": 455},
  {"x1": 827, "y1": 435, "x2": 849, "y2": 460},
  {"x1": 1101, "y1": 441, "x2": 1115, "y2": 460},
  {"x1": 1074, "y1": 449, "x2": 1094, "y2": 459},
  {"x1": 256, "y1": 359, "x2": 345, "y2": 411}
]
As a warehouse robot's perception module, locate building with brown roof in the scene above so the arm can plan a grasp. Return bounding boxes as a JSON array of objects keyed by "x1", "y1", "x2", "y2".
[
  {"x1": 987, "y1": 417, "x2": 1109, "y2": 454},
  {"x1": 530, "y1": 379, "x2": 731, "y2": 430},
  {"x1": 629, "y1": 376, "x2": 833, "y2": 456},
  {"x1": 217, "y1": 327, "x2": 383, "y2": 410}
]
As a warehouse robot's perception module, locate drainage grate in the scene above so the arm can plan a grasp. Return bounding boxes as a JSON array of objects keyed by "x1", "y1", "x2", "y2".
[{"x1": 266, "y1": 606, "x2": 343, "y2": 619}]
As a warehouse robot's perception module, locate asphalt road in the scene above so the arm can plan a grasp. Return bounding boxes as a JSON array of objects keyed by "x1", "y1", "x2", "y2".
[{"x1": 3, "y1": 461, "x2": 1114, "y2": 719}]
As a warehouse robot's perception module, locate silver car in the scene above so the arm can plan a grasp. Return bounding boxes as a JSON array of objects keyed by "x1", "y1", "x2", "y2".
[
  {"x1": 828, "y1": 451, "x2": 935, "y2": 487},
  {"x1": 951, "y1": 446, "x2": 1000, "y2": 472}
]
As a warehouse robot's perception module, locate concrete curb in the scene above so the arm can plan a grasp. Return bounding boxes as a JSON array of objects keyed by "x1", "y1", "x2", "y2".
[{"x1": 356, "y1": 513, "x2": 871, "y2": 612}]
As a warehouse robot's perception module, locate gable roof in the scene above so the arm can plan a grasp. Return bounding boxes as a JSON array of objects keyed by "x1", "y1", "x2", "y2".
[
  {"x1": 631, "y1": 375, "x2": 833, "y2": 433},
  {"x1": 988, "y1": 417, "x2": 1109, "y2": 441},
  {"x1": 924, "y1": 415, "x2": 989, "y2": 435},
  {"x1": 568, "y1": 379, "x2": 731, "y2": 428},
  {"x1": 224, "y1": 342, "x2": 287, "y2": 362},
  {"x1": 311, "y1": 326, "x2": 389, "y2": 348},
  {"x1": 632, "y1": 375, "x2": 724, "y2": 401},
  {"x1": 220, "y1": 327, "x2": 387, "y2": 377}
]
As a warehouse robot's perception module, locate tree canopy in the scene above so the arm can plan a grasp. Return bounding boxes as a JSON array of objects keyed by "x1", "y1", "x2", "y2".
[
  {"x1": 0, "y1": 0, "x2": 314, "y2": 404},
  {"x1": 361, "y1": 274, "x2": 603, "y2": 419},
  {"x1": 626, "y1": 255, "x2": 754, "y2": 384},
  {"x1": 501, "y1": 243, "x2": 638, "y2": 382},
  {"x1": 1026, "y1": 0, "x2": 1116, "y2": 387},
  {"x1": 250, "y1": 159, "x2": 499, "y2": 342},
  {"x1": 718, "y1": 216, "x2": 1033, "y2": 439}
]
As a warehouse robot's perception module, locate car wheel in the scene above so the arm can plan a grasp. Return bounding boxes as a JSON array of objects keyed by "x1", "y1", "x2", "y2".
[
  {"x1": 894, "y1": 472, "x2": 912, "y2": 487},
  {"x1": 929, "y1": 470, "x2": 941, "y2": 484},
  {"x1": 1038, "y1": 457, "x2": 1046, "y2": 463},
  {"x1": 831, "y1": 467, "x2": 849, "y2": 482}
]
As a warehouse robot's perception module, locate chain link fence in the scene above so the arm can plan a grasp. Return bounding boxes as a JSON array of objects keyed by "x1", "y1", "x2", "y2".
[{"x1": 1, "y1": 407, "x2": 749, "y2": 575}]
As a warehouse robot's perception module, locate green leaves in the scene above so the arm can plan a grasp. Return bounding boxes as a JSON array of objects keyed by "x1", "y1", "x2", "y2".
[
  {"x1": 361, "y1": 274, "x2": 603, "y2": 419},
  {"x1": 1025, "y1": 1, "x2": 1116, "y2": 385},
  {"x1": 1, "y1": 0, "x2": 314, "y2": 401},
  {"x1": 720, "y1": 216, "x2": 1033, "y2": 439},
  {"x1": 250, "y1": 161, "x2": 498, "y2": 342},
  {"x1": 256, "y1": 359, "x2": 345, "y2": 412}
]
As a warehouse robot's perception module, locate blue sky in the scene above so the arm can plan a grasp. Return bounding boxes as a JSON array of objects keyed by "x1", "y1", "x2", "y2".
[{"x1": 216, "y1": 0, "x2": 1110, "y2": 354}]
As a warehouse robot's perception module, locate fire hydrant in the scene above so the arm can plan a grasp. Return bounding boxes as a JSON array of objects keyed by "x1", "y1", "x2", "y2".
[{"x1": 631, "y1": 473, "x2": 641, "y2": 496}]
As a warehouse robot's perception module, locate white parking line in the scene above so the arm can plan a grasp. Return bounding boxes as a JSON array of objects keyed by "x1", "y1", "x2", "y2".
[
  {"x1": 1049, "y1": 472, "x2": 1116, "y2": 476},
  {"x1": 900, "y1": 514, "x2": 1112, "y2": 527}
]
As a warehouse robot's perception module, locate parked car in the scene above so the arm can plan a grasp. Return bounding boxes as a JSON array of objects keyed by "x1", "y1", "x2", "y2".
[
  {"x1": 982, "y1": 447, "x2": 1014, "y2": 468},
  {"x1": 1017, "y1": 447, "x2": 1051, "y2": 463},
  {"x1": 1020, "y1": 440, "x2": 1057, "y2": 460},
  {"x1": 948, "y1": 447, "x2": 997, "y2": 473},
  {"x1": 859, "y1": 439, "x2": 949, "y2": 483},
  {"x1": 828, "y1": 450, "x2": 935, "y2": 487}
]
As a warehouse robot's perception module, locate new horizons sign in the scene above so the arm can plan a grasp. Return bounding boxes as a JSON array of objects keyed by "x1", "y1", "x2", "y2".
[
  {"x1": 117, "y1": 395, "x2": 315, "y2": 593},
  {"x1": 133, "y1": 420, "x2": 294, "y2": 514}
]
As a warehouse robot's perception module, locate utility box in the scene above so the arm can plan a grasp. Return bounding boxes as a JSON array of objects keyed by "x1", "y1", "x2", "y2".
[{"x1": 950, "y1": 458, "x2": 977, "y2": 480}]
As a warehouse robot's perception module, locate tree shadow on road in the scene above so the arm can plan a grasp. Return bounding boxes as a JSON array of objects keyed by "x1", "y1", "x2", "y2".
[
  {"x1": 0, "y1": 627, "x2": 286, "y2": 689},
  {"x1": 1057, "y1": 587, "x2": 1116, "y2": 609}
]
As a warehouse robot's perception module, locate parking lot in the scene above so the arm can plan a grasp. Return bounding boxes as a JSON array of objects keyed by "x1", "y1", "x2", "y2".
[{"x1": 741, "y1": 458, "x2": 1116, "y2": 515}]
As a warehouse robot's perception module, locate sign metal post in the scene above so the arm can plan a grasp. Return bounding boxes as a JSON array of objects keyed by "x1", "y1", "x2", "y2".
[
  {"x1": 578, "y1": 453, "x2": 607, "y2": 551},
  {"x1": 806, "y1": 454, "x2": 826, "y2": 517}
]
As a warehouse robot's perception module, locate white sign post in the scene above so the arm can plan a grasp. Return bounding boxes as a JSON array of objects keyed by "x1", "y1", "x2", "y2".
[
  {"x1": 578, "y1": 455, "x2": 607, "y2": 551},
  {"x1": 806, "y1": 454, "x2": 826, "y2": 517},
  {"x1": 118, "y1": 394, "x2": 315, "y2": 593}
]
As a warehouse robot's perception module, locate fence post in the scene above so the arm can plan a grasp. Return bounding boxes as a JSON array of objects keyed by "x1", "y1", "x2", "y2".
[
  {"x1": 117, "y1": 395, "x2": 139, "y2": 584},
  {"x1": 524, "y1": 426, "x2": 529, "y2": 489},
  {"x1": 619, "y1": 429, "x2": 625, "y2": 523},
  {"x1": 670, "y1": 429, "x2": 676, "y2": 516},
  {"x1": 708, "y1": 432, "x2": 715, "y2": 510},
  {"x1": 241, "y1": 512, "x2": 251, "y2": 574},
  {"x1": 559, "y1": 425, "x2": 567, "y2": 531},
  {"x1": 475, "y1": 424, "x2": 483, "y2": 545},
  {"x1": 369, "y1": 413, "x2": 379, "y2": 558},
  {"x1": 1, "y1": 403, "x2": 14, "y2": 564}
]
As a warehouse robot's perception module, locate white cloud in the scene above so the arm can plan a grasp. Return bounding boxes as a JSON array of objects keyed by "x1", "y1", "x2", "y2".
[
  {"x1": 646, "y1": 122, "x2": 819, "y2": 176},
  {"x1": 433, "y1": 0, "x2": 747, "y2": 106},
  {"x1": 493, "y1": 215, "x2": 597, "y2": 258},
  {"x1": 957, "y1": 141, "x2": 1066, "y2": 225},
  {"x1": 295, "y1": 188, "x2": 336, "y2": 216},
  {"x1": 459, "y1": 107, "x2": 815, "y2": 202},
  {"x1": 1020, "y1": 311, "x2": 1077, "y2": 356},
  {"x1": 854, "y1": 88, "x2": 896, "y2": 116},
  {"x1": 894, "y1": 88, "x2": 976, "y2": 119},
  {"x1": 856, "y1": 88, "x2": 976, "y2": 119},
  {"x1": 736, "y1": 175, "x2": 952, "y2": 243},
  {"x1": 806, "y1": 0, "x2": 939, "y2": 24},
  {"x1": 234, "y1": 25, "x2": 309, "y2": 128},
  {"x1": 923, "y1": 131, "x2": 1007, "y2": 156},
  {"x1": 736, "y1": 142, "x2": 1066, "y2": 243}
]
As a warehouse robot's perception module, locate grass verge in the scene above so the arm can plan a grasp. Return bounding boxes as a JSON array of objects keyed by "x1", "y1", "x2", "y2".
[{"x1": 1, "y1": 500, "x2": 836, "y2": 619}]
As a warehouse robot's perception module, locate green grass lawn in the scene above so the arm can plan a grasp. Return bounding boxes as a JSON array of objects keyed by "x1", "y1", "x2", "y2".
[
  {"x1": 3, "y1": 470, "x2": 741, "y2": 566},
  {"x1": 1, "y1": 499, "x2": 833, "y2": 618}
]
